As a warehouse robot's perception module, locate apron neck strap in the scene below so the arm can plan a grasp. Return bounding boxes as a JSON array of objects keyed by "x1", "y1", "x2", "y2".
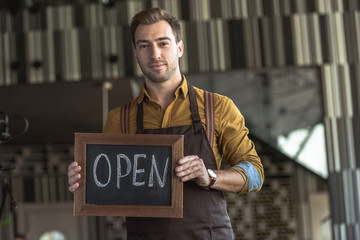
[
  {"x1": 187, "y1": 83, "x2": 203, "y2": 132},
  {"x1": 136, "y1": 98, "x2": 144, "y2": 132}
]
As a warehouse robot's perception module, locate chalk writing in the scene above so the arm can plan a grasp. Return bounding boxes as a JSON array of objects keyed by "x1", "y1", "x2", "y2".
[
  {"x1": 85, "y1": 143, "x2": 173, "y2": 206},
  {"x1": 116, "y1": 154, "x2": 131, "y2": 189},
  {"x1": 149, "y1": 154, "x2": 169, "y2": 187},
  {"x1": 92, "y1": 153, "x2": 170, "y2": 189},
  {"x1": 93, "y1": 153, "x2": 111, "y2": 187}
]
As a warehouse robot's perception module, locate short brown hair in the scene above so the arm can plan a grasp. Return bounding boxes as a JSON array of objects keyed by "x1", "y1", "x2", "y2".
[{"x1": 130, "y1": 8, "x2": 181, "y2": 46}]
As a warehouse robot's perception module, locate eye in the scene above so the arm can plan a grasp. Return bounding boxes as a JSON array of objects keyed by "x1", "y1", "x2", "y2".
[{"x1": 159, "y1": 41, "x2": 169, "y2": 47}]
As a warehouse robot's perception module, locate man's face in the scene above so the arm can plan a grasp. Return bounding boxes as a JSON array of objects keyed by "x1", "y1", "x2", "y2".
[{"x1": 134, "y1": 20, "x2": 183, "y2": 83}]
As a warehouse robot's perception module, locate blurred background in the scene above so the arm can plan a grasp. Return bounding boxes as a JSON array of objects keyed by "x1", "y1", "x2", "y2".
[{"x1": 0, "y1": 0, "x2": 359, "y2": 239}]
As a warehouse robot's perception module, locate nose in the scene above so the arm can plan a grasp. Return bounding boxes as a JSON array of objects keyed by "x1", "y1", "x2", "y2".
[{"x1": 150, "y1": 45, "x2": 161, "y2": 60}]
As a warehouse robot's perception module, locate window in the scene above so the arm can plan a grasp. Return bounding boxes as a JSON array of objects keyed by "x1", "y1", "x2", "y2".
[{"x1": 39, "y1": 230, "x2": 66, "y2": 240}]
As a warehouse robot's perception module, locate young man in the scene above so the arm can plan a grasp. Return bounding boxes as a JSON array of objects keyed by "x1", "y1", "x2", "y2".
[{"x1": 68, "y1": 7, "x2": 263, "y2": 239}]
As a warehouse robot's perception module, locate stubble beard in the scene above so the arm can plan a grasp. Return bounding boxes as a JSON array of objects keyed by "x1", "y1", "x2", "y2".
[{"x1": 140, "y1": 60, "x2": 178, "y2": 84}]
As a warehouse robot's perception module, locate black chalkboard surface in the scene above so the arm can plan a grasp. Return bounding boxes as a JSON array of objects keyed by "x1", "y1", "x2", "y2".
[
  {"x1": 86, "y1": 144, "x2": 172, "y2": 206},
  {"x1": 74, "y1": 133, "x2": 183, "y2": 218}
]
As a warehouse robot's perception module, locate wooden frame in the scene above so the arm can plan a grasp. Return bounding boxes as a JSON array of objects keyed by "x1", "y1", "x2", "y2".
[{"x1": 74, "y1": 133, "x2": 183, "y2": 218}]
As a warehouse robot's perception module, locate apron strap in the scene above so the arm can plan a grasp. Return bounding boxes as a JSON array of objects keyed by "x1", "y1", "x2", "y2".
[
  {"x1": 187, "y1": 83, "x2": 202, "y2": 133},
  {"x1": 136, "y1": 100, "x2": 144, "y2": 132},
  {"x1": 120, "y1": 102, "x2": 131, "y2": 134},
  {"x1": 204, "y1": 90, "x2": 214, "y2": 149}
]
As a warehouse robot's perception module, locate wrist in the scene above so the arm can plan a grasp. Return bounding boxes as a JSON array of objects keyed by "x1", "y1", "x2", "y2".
[{"x1": 205, "y1": 169, "x2": 217, "y2": 189}]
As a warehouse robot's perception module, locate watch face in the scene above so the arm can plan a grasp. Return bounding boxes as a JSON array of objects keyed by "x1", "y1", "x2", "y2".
[{"x1": 208, "y1": 169, "x2": 216, "y2": 178}]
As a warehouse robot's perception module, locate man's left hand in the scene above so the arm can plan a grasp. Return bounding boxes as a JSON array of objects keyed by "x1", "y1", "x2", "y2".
[{"x1": 175, "y1": 155, "x2": 211, "y2": 187}]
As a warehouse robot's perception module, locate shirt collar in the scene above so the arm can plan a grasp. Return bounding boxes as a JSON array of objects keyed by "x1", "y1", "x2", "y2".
[{"x1": 137, "y1": 75, "x2": 189, "y2": 104}]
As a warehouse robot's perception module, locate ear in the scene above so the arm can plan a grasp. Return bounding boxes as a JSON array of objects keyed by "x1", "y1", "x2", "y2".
[{"x1": 177, "y1": 40, "x2": 184, "y2": 58}]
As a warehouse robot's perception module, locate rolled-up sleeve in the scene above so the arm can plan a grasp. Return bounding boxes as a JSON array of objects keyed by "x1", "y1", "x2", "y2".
[{"x1": 216, "y1": 95, "x2": 264, "y2": 194}]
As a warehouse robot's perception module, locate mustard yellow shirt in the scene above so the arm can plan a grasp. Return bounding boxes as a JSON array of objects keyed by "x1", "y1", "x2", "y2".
[{"x1": 104, "y1": 76, "x2": 264, "y2": 194}]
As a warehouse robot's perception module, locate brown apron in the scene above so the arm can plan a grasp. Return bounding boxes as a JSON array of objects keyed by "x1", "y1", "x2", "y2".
[{"x1": 126, "y1": 83, "x2": 234, "y2": 240}]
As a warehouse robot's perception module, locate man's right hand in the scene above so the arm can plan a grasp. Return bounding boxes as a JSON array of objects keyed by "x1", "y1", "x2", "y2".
[{"x1": 68, "y1": 161, "x2": 81, "y2": 192}]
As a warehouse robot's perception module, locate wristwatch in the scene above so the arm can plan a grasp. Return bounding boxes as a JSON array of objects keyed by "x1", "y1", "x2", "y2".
[{"x1": 206, "y1": 169, "x2": 217, "y2": 188}]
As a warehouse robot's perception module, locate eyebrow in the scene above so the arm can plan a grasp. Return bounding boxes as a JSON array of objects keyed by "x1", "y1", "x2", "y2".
[{"x1": 136, "y1": 37, "x2": 172, "y2": 46}]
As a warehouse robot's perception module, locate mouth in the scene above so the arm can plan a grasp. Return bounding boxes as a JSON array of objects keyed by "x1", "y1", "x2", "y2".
[{"x1": 149, "y1": 62, "x2": 166, "y2": 70}]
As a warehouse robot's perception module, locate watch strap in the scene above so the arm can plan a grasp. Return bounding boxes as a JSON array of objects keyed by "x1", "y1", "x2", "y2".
[{"x1": 206, "y1": 177, "x2": 216, "y2": 188}]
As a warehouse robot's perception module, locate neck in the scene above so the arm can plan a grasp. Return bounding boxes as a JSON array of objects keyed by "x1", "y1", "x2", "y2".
[{"x1": 145, "y1": 74, "x2": 183, "y2": 112}]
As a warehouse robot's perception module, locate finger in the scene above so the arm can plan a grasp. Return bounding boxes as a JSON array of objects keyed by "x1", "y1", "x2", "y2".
[
  {"x1": 68, "y1": 173, "x2": 81, "y2": 186},
  {"x1": 176, "y1": 156, "x2": 204, "y2": 173},
  {"x1": 68, "y1": 182, "x2": 80, "y2": 193},
  {"x1": 68, "y1": 161, "x2": 78, "y2": 170},
  {"x1": 179, "y1": 168, "x2": 205, "y2": 182},
  {"x1": 178, "y1": 155, "x2": 199, "y2": 165},
  {"x1": 176, "y1": 162, "x2": 203, "y2": 177},
  {"x1": 68, "y1": 163, "x2": 81, "y2": 178}
]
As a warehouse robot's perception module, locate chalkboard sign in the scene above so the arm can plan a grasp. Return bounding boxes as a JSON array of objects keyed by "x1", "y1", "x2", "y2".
[{"x1": 73, "y1": 133, "x2": 183, "y2": 218}]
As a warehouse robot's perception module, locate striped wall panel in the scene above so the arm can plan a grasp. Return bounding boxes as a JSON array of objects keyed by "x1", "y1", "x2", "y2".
[{"x1": 1, "y1": 1, "x2": 360, "y2": 84}]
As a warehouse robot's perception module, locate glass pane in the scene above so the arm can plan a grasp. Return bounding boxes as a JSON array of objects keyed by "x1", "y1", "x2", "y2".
[
  {"x1": 39, "y1": 230, "x2": 66, "y2": 240},
  {"x1": 188, "y1": 67, "x2": 328, "y2": 178}
]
